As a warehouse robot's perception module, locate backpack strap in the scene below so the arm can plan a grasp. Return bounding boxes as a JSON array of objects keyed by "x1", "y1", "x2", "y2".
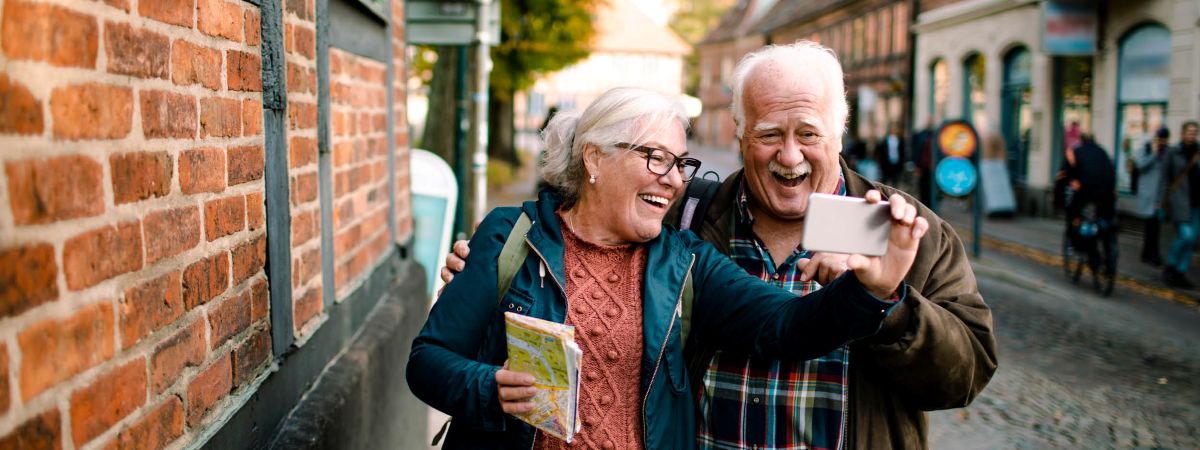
[
  {"x1": 497, "y1": 212, "x2": 532, "y2": 303},
  {"x1": 680, "y1": 267, "x2": 694, "y2": 347},
  {"x1": 679, "y1": 173, "x2": 721, "y2": 231}
]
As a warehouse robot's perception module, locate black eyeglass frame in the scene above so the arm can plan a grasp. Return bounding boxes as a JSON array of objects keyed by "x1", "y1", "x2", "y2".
[{"x1": 613, "y1": 142, "x2": 703, "y2": 182}]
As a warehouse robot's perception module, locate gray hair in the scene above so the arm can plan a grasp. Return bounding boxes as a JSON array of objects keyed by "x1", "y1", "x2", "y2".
[
  {"x1": 540, "y1": 87, "x2": 689, "y2": 207},
  {"x1": 730, "y1": 41, "x2": 849, "y2": 141}
]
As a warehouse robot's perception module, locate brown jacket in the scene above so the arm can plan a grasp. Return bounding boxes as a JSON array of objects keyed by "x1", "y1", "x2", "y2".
[{"x1": 670, "y1": 159, "x2": 998, "y2": 449}]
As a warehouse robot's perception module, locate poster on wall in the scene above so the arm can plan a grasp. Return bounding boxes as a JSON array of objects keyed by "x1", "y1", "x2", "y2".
[{"x1": 1042, "y1": 0, "x2": 1097, "y2": 55}]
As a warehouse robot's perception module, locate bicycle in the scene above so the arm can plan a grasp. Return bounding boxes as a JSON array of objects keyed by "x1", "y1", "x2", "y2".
[{"x1": 1062, "y1": 203, "x2": 1118, "y2": 296}]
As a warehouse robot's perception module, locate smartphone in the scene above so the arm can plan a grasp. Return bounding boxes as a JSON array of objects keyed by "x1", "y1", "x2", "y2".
[{"x1": 802, "y1": 193, "x2": 891, "y2": 256}]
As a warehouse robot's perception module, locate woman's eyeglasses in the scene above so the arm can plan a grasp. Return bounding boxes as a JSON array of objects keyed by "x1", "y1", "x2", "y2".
[{"x1": 614, "y1": 143, "x2": 702, "y2": 182}]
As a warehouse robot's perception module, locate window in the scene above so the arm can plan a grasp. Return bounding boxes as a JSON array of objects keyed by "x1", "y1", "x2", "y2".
[
  {"x1": 962, "y1": 53, "x2": 987, "y2": 130},
  {"x1": 930, "y1": 58, "x2": 949, "y2": 123},
  {"x1": 879, "y1": 7, "x2": 891, "y2": 57},
  {"x1": 853, "y1": 18, "x2": 864, "y2": 62},
  {"x1": 1003, "y1": 46, "x2": 1033, "y2": 183},
  {"x1": 866, "y1": 12, "x2": 877, "y2": 60},
  {"x1": 893, "y1": 3, "x2": 908, "y2": 53},
  {"x1": 1115, "y1": 23, "x2": 1170, "y2": 193}
]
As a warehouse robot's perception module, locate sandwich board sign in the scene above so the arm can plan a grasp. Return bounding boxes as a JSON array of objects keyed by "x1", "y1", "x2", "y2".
[{"x1": 410, "y1": 149, "x2": 458, "y2": 302}]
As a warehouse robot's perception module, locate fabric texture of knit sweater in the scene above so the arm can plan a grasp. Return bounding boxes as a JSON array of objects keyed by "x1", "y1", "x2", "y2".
[{"x1": 534, "y1": 214, "x2": 646, "y2": 450}]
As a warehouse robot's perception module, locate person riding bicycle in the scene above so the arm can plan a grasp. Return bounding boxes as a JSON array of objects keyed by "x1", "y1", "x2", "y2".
[{"x1": 1057, "y1": 133, "x2": 1118, "y2": 279}]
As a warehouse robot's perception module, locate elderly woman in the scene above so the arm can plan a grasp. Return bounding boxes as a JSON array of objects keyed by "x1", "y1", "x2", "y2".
[{"x1": 406, "y1": 87, "x2": 929, "y2": 449}]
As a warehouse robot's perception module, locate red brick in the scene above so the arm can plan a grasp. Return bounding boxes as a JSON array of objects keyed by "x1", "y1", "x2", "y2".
[
  {"x1": 226, "y1": 50, "x2": 261, "y2": 91},
  {"x1": 0, "y1": 74, "x2": 44, "y2": 135},
  {"x1": 183, "y1": 252, "x2": 229, "y2": 309},
  {"x1": 105, "y1": 22, "x2": 169, "y2": 79},
  {"x1": 287, "y1": 62, "x2": 312, "y2": 93},
  {"x1": 6, "y1": 155, "x2": 105, "y2": 225},
  {"x1": 245, "y1": 9, "x2": 261, "y2": 46},
  {"x1": 0, "y1": 409, "x2": 61, "y2": 450},
  {"x1": 110, "y1": 151, "x2": 171, "y2": 205},
  {"x1": 198, "y1": 0, "x2": 243, "y2": 42},
  {"x1": 63, "y1": 221, "x2": 143, "y2": 291},
  {"x1": 0, "y1": 244, "x2": 58, "y2": 318},
  {"x1": 104, "y1": 395, "x2": 183, "y2": 450},
  {"x1": 140, "y1": 90, "x2": 196, "y2": 139},
  {"x1": 120, "y1": 272, "x2": 184, "y2": 346},
  {"x1": 246, "y1": 191, "x2": 265, "y2": 231},
  {"x1": 200, "y1": 97, "x2": 241, "y2": 138},
  {"x1": 50, "y1": 84, "x2": 133, "y2": 140},
  {"x1": 288, "y1": 102, "x2": 316, "y2": 130},
  {"x1": 179, "y1": 147, "x2": 226, "y2": 194},
  {"x1": 242, "y1": 99, "x2": 263, "y2": 136},
  {"x1": 250, "y1": 279, "x2": 268, "y2": 322},
  {"x1": 293, "y1": 287, "x2": 322, "y2": 331},
  {"x1": 0, "y1": 346, "x2": 8, "y2": 413},
  {"x1": 228, "y1": 145, "x2": 264, "y2": 186},
  {"x1": 2, "y1": 0, "x2": 98, "y2": 68},
  {"x1": 293, "y1": 25, "x2": 315, "y2": 59},
  {"x1": 143, "y1": 206, "x2": 201, "y2": 263},
  {"x1": 285, "y1": 0, "x2": 311, "y2": 21},
  {"x1": 139, "y1": 0, "x2": 193, "y2": 28},
  {"x1": 151, "y1": 319, "x2": 205, "y2": 394},
  {"x1": 289, "y1": 136, "x2": 316, "y2": 168},
  {"x1": 298, "y1": 247, "x2": 320, "y2": 286},
  {"x1": 187, "y1": 354, "x2": 231, "y2": 427},
  {"x1": 204, "y1": 195, "x2": 245, "y2": 241},
  {"x1": 291, "y1": 172, "x2": 318, "y2": 205},
  {"x1": 232, "y1": 234, "x2": 266, "y2": 286},
  {"x1": 232, "y1": 326, "x2": 270, "y2": 387},
  {"x1": 19, "y1": 302, "x2": 115, "y2": 400},
  {"x1": 70, "y1": 358, "x2": 147, "y2": 446},
  {"x1": 171, "y1": 40, "x2": 222, "y2": 90},
  {"x1": 291, "y1": 209, "x2": 317, "y2": 246},
  {"x1": 209, "y1": 290, "x2": 251, "y2": 349}
]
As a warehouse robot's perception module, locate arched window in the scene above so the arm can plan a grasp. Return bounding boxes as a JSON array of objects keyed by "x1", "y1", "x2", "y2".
[
  {"x1": 962, "y1": 53, "x2": 987, "y2": 129},
  {"x1": 929, "y1": 59, "x2": 948, "y2": 124},
  {"x1": 1116, "y1": 23, "x2": 1170, "y2": 193},
  {"x1": 1002, "y1": 46, "x2": 1032, "y2": 183}
]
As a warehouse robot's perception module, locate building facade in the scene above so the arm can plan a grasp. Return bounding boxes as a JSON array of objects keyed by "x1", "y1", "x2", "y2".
[
  {"x1": 0, "y1": 0, "x2": 426, "y2": 448},
  {"x1": 913, "y1": 0, "x2": 1200, "y2": 214}
]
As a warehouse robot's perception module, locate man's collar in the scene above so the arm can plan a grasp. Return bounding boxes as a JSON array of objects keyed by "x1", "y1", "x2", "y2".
[{"x1": 735, "y1": 169, "x2": 849, "y2": 225}]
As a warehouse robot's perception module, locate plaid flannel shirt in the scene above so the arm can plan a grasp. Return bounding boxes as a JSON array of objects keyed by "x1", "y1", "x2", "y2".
[{"x1": 696, "y1": 177, "x2": 850, "y2": 450}]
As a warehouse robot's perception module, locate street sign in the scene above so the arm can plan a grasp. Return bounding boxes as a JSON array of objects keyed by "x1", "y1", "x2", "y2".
[
  {"x1": 938, "y1": 121, "x2": 978, "y2": 158},
  {"x1": 406, "y1": 1, "x2": 500, "y2": 46},
  {"x1": 935, "y1": 157, "x2": 977, "y2": 197}
]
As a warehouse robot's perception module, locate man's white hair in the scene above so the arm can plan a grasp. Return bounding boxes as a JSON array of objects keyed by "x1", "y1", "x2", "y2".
[{"x1": 730, "y1": 41, "x2": 849, "y2": 141}]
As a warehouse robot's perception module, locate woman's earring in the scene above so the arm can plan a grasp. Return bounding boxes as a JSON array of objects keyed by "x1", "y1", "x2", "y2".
[{"x1": 589, "y1": 174, "x2": 596, "y2": 184}]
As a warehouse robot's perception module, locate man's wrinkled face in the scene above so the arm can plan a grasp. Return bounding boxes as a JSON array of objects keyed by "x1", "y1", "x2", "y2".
[{"x1": 739, "y1": 62, "x2": 842, "y2": 221}]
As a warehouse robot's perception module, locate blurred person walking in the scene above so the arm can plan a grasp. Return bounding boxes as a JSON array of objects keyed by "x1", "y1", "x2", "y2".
[
  {"x1": 1162, "y1": 121, "x2": 1200, "y2": 288},
  {"x1": 1136, "y1": 127, "x2": 1170, "y2": 266}
]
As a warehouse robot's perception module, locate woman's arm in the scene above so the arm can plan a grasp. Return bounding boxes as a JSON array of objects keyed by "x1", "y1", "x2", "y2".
[{"x1": 406, "y1": 209, "x2": 517, "y2": 431}]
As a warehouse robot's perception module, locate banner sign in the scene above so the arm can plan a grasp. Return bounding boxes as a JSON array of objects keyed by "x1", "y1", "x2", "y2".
[{"x1": 1043, "y1": 0, "x2": 1097, "y2": 55}]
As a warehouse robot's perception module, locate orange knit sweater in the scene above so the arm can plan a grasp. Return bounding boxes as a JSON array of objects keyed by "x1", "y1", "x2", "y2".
[{"x1": 534, "y1": 215, "x2": 646, "y2": 450}]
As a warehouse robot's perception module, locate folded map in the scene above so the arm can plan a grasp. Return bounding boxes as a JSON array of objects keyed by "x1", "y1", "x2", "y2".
[{"x1": 504, "y1": 312, "x2": 582, "y2": 442}]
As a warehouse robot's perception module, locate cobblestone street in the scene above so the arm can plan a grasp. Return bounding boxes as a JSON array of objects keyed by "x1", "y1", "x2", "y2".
[{"x1": 930, "y1": 251, "x2": 1200, "y2": 449}]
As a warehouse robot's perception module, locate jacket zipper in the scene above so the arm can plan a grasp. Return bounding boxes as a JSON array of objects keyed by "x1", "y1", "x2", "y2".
[
  {"x1": 642, "y1": 254, "x2": 695, "y2": 449},
  {"x1": 523, "y1": 238, "x2": 567, "y2": 450}
]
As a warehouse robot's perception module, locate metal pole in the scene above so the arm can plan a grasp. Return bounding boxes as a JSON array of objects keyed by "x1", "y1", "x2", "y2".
[
  {"x1": 972, "y1": 136, "x2": 982, "y2": 258},
  {"x1": 472, "y1": 0, "x2": 492, "y2": 227},
  {"x1": 454, "y1": 46, "x2": 469, "y2": 239}
]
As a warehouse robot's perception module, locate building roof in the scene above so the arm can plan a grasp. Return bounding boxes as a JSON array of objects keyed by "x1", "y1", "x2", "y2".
[
  {"x1": 594, "y1": 0, "x2": 691, "y2": 55},
  {"x1": 698, "y1": 0, "x2": 780, "y2": 44},
  {"x1": 756, "y1": 0, "x2": 848, "y2": 35}
]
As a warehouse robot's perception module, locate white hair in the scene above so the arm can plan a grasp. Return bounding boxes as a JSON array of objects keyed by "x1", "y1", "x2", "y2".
[
  {"x1": 730, "y1": 41, "x2": 849, "y2": 141},
  {"x1": 540, "y1": 87, "x2": 689, "y2": 207}
]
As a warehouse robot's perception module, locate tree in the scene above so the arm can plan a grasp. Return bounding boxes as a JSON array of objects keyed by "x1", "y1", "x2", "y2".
[
  {"x1": 420, "y1": 0, "x2": 601, "y2": 171},
  {"x1": 668, "y1": 0, "x2": 735, "y2": 95}
]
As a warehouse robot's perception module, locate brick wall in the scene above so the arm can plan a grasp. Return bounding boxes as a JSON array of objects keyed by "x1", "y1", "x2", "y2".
[
  {"x1": 0, "y1": 0, "x2": 271, "y2": 448},
  {"x1": 329, "y1": 48, "x2": 390, "y2": 298},
  {"x1": 0, "y1": 0, "x2": 413, "y2": 448},
  {"x1": 392, "y1": 0, "x2": 413, "y2": 243}
]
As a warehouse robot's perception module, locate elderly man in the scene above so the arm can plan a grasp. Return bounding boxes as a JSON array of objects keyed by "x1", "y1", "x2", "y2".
[
  {"x1": 443, "y1": 41, "x2": 996, "y2": 449},
  {"x1": 672, "y1": 41, "x2": 995, "y2": 449}
]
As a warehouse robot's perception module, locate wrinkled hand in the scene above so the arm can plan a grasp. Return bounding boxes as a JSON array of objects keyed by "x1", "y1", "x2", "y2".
[
  {"x1": 436, "y1": 240, "x2": 471, "y2": 296},
  {"x1": 797, "y1": 252, "x2": 850, "y2": 285},
  {"x1": 847, "y1": 190, "x2": 929, "y2": 298},
  {"x1": 496, "y1": 361, "x2": 536, "y2": 415}
]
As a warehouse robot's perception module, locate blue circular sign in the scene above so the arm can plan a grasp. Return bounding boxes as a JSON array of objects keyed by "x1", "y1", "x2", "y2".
[{"x1": 935, "y1": 157, "x2": 977, "y2": 197}]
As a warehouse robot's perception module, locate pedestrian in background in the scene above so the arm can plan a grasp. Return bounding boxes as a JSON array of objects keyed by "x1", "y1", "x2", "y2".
[
  {"x1": 1136, "y1": 127, "x2": 1170, "y2": 267},
  {"x1": 911, "y1": 118, "x2": 935, "y2": 204},
  {"x1": 875, "y1": 123, "x2": 906, "y2": 186},
  {"x1": 1162, "y1": 121, "x2": 1200, "y2": 288}
]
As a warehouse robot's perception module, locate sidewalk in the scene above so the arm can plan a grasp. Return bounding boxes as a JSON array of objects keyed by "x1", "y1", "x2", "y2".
[{"x1": 937, "y1": 198, "x2": 1200, "y2": 306}]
